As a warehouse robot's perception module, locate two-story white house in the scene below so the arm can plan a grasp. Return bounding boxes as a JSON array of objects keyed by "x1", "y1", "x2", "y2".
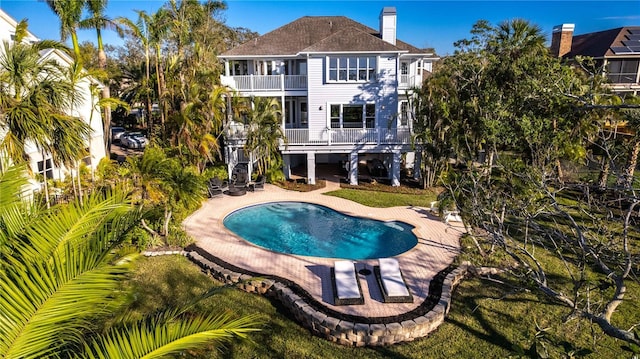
[
  {"x1": 0, "y1": 9, "x2": 106, "y2": 184},
  {"x1": 219, "y1": 7, "x2": 437, "y2": 185}
]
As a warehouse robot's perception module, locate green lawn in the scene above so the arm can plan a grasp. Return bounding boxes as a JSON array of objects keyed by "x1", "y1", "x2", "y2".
[
  {"x1": 121, "y1": 254, "x2": 637, "y2": 358},
  {"x1": 117, "y1": 189, "x2": 637, "y2": 358},
  {"x1": 324, "y1": 188, "x2": 438, "y2": 208}
]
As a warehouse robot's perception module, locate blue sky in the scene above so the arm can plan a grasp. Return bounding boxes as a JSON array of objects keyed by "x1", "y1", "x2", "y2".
[{"x1": 0, "y1": 0, "x2": 639, "y2": 55}]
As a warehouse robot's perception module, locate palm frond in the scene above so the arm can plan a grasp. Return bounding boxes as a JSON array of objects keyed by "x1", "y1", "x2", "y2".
[
  {"x1": 80, "y1": 312, "x2": 261, "y2": 359},
  {"x1": 0, "y1": 247, "x2": 137, "y2": 359},
  {"x1": 10, "y1": 189, "x2": 133, "y2": 264}
]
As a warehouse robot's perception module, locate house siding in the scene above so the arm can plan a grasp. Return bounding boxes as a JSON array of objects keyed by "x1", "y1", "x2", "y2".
[{"x1": 306, "y1": 54, "x2": 399, "y2": 140}]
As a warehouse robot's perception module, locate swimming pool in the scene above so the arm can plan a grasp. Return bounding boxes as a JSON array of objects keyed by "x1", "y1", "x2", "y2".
[{"x1": 223, "y1": 202, "x2": 418, "y2": 260}]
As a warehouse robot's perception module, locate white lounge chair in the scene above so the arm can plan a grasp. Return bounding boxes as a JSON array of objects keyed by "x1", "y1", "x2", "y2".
[
  {"x1": 331, "y1": 260, "x2": 364, "y2": 305},
  {"x1": 374, "y1": 258, "x2": 413, "y2": 303},
  {"x1": 444, "y1": 210, "x2": 463, "y2": 224}
]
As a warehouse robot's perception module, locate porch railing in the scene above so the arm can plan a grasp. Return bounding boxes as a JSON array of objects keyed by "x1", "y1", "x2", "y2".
[
  {"x1": 221, "y1": 74, "x2": 307, "y2": 91},
  {"x1": 399, "y1": 74, "x2": 422, "y2": 88},
  {"x1": 284, "y1": 128, "x2": 412, "y2": 145}
]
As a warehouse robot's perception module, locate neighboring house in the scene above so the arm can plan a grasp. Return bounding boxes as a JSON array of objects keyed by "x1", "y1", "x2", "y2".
[
  {"x1": 0, "y1": 9, "x2": 106, "y2": 184},
  {"x1": 219, "y1": 7, "x2": 437, "y2": 185},
  {"x1": 551, "y1": 24, "x2": 640, "y2": 96}
]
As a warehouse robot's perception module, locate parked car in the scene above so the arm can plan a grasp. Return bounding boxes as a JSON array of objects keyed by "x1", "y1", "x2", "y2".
[
  {"x1": 111, "y1": 126, "x2": 126, "y2": 143},
  {"x1": 121, "y1": 132, "x2": 148, "y2": 149}
]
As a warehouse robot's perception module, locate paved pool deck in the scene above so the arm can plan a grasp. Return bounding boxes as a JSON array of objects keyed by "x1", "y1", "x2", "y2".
[{"x1": 183, "y1": 181, "x2": 464, "y2": 318}]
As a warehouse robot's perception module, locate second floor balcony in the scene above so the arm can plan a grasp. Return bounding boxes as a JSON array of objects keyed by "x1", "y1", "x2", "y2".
[
  {"x1": 226, "y1": 124, "x2": 412, "y2": 146},
  {"x1": 221, "y1": 74, "x2": 307, "y2": 92},
  {"x1": 399, "y1": 74, "x2": 423, "y2": 89}
]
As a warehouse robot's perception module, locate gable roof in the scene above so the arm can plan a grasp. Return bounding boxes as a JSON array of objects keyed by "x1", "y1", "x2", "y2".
[
  {"x1": 566, "y1": 26, "x2": 640, "y2": 58},
  {"x1": 220, "y1": 15, "x2": 431, "y2": 58}
]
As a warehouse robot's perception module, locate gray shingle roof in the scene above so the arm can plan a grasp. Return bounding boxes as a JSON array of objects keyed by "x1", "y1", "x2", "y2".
[
  {"x1": 566, "y1": 26, "x2": 640, "y2": 58},
  {"x1": 220, "y1": 15, "x2": 430, "y2": 57}
]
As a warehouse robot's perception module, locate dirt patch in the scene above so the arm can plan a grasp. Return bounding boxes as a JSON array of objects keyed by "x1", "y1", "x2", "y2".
[{"x1": 274, "y1": 179, "x2": 327, "y2": 192}]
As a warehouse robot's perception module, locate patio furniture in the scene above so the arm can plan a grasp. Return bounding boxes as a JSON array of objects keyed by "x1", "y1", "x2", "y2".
[
  {"x1": 444, "y1": 210, "x2": 462, "y2": 224},
  {"x1": 248, "y1": 175, "x2": 265, "y2": 191},
  {"x1": 227, "y1": 187, "x2": 246, "y2": 196},
  {"x1": 232, "y1": 171, "x2": 249, "y2": 189},
  {"x1": 207, "y1": 178, "x2": 228, "y2": 198},
  {"x1": 374, "y1": 258, "x2": 413, "y2": 303},
  {"x1": 331, "y1": 260, "x2": 364, "y2": 305}
]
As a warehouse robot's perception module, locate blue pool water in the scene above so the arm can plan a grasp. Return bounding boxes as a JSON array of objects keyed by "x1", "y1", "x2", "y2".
[{"x1": 223, "y1": 202, "x2": 418, "y2": 260}]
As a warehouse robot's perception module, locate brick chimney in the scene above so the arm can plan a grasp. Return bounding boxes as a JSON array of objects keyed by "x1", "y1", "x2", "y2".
[
  {"x1": 380, "y1": 7, "x2": 397, "y2": 45},
  {"x1": 550, "y1": 24, "x2": 575, "y2": 57}
]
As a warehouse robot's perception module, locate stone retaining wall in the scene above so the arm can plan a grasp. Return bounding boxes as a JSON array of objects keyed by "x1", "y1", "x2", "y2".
[{"x1": 180, "y1": 250, "x2": 468, "y2": 347}]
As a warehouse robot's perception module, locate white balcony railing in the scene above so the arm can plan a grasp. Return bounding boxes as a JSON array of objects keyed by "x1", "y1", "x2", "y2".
[
  {"x1": 399, "y1": 74, "x2": 422, "y2": 88},
  {"x1": 221, "y1": 74, "x2": 307, "y2": 92},
  {"x1": 284, "y1": 128, "x2": 411, "y2": 146}
]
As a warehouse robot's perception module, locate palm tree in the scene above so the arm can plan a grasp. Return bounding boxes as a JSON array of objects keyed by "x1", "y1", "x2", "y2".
[
  {"x1": 46, "y1": 0, "x2": 86, "y2": 60},
  {"x1": 126, "y1": 146, "x2": 205, "y2": 241},
  {"x1": 117, "y1": 11, "x2": 154, "y2": 134},
  {"x1": 81, "y1": 0, "x2": 122, "y2": 150},
  {"x1": 491, "y1": 18, "x2": 547, "y2": 58},
  {"x1": 0, "y1": 21, "x2": 88, "y2": 207},
  {"x1": 0, "y1": 164, "x2": 259, "y2": 358},
  {"x1": 244, "y1": 97, "x2": 286, "y2": 177}
]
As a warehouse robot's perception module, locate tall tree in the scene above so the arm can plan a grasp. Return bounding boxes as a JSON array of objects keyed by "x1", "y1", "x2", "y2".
[
  {"x1": 244, "y1": 97, "x2": 286, "y2": 178},
  {"x1": 46, "y1": 0, "x2": 86, "y2": 60},
  {"x1": 82, "y1": 0, "x2": 121, "y2": 150},
  {"x1": 117, "y1": 11, "x2": 154, "y2": 134},
  {"x1": 422, "y1": 19, "x2": 640, "y2": 349},
  {"x1": 0, "y1": 21, "x2": 89, "y2": 207}
]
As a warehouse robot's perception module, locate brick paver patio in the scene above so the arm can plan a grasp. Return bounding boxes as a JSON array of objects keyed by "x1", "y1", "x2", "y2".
[{"x1": 183, "y1": 182, "x2": 463, "y2": 318}]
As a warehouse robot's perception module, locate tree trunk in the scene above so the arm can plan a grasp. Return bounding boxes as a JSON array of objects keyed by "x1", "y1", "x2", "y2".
[
  {"x1": 163, "y1": 207, "x2": 172, "y2": 246},
  {"x1": 77, "y1": 161, "x2": 83, "y2": 204},
  {"x1": 42, "y1": 151, "x2": 50, "y2": 209},
  {"x1": 155, "y1": 44, "x2": 166, "y2": 132},
  {"x1": 70, "y1": 169, "x2": 77, "y2": 199},
  {"x1": 555, "y1": 158, "x2": 564, "y2": 183},
  {"x1": 619, "y1": 139, "x2": 640, "y2": 188},
  {"x1": 144, "y1": 46, "x2": 153, "y2": 137}
]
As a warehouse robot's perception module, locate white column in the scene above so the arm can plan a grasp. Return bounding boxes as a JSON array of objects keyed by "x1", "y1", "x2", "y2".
[
  {"x1": 283, "y1": 154, "x2": 292, "y2": 180},
  {"x1": 224, "y1": 61, "x2": 230, "y2": 76},
  {"x1": 307, "y1": 152, "x2": 316, "y2": 185},
  {"x1": 349, "y1": 152, "x2": 359, "y2": 185},
  {"x1": 391, "y1": 152, "x2": 401, "y2": 186},
  {"x1": 413, "y1": 151, "x2": 422, "y2": 180}
]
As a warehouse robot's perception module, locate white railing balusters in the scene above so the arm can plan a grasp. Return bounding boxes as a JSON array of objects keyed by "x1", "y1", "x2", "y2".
[{"x1": 221, "y1": 75, "x2": 307, "y2": 91}]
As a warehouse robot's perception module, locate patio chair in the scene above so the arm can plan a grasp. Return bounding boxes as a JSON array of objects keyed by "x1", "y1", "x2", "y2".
[
  {"x1": 374, "y1": 258, "x2": 413, "y2": 303},
  {"x1": 207, "y1": 183, "x2": 223, "y2": 198},
  {"x1": 331, "y1": 260, "x2": 364, "y2": 305},
  {"x1": 249, "y1": 175, "x2": 265, "y2": 191},
  {"x1": 207, "y1": 177, "x2": 228, "y2": 198},
  {"x1": 232, "y1": 172, "x2": 249, "y2": 189}
]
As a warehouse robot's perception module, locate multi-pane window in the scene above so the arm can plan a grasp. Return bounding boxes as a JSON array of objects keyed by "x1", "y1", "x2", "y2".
[
  {"x1": 606, "y1": 60, "x2": 639, "y2": 83},
  {"x1": 330, "y1": 104, "x2": 341, "y2": 128},
  {"x1": 231, "y1": 60, "x2": 248, "y2": 75},
  {"x1": 37, "y1": 158, "x2": 53, "y2": 180},
  {"x1": 329, "y1": 104, "x2": 376, "y2": 129},
  {"x1": 365, "y1": 104, "x2": 375, "y2": 128},
  {"x1": 399, "y1": 101, "x2": 410, "y2": 126},
  {"x1": 328, "y1": 56, "x2": 376, "y2": 82}
]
